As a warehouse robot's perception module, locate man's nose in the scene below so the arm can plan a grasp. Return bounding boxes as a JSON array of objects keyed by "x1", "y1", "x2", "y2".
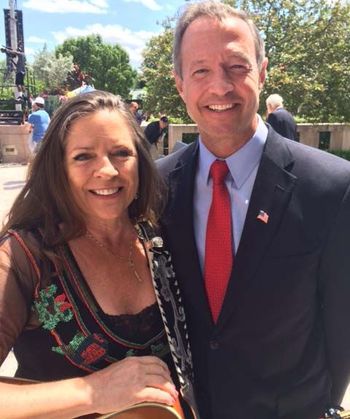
[{"x1": 207, "y1": 67, "x2": 234, "y2": 97}]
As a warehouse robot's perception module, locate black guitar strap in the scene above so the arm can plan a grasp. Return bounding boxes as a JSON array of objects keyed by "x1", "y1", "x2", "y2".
[{"x1": 137, "y1": 222, "x2": 200, "y2": 419}]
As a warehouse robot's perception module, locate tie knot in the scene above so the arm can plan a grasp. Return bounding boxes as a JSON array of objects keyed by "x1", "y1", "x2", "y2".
[{"x1": 210, "y1": 160, "x2": 229, "y2": 185}]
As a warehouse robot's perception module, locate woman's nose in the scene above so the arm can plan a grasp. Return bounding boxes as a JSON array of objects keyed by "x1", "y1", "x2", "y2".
[{"x1": 95, "y1": 156, "x2": 119, "y2": 177}]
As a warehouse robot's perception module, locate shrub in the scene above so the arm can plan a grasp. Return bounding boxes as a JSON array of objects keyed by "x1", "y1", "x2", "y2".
[{"x1": 328, "y1": 150, "x2": 350, "y2": 161}]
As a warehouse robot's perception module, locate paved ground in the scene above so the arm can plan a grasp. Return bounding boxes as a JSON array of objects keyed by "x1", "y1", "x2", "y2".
[
  {"x1": 0, "y1": 163, "x2": 28, "y2": 223},
  {"x1": 0, "y1": 163, "x2": 28, "y2": 378},
  {"x1": 0, "y1": 162, "x2": 350, "y2": 410}
]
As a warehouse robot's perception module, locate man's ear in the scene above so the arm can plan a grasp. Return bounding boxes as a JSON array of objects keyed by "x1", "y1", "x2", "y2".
[
  {"x1": 258, "y1": 57, "x2": 268, "y2": 90},
  {"x1": 173, "y1": 70, "x2": 185, "y2": 102}
]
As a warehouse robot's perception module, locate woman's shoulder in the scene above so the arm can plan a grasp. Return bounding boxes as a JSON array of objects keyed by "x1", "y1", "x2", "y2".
[
  {"x1": 0, "y1": 229, "x2": 43, "y2": 277},
  {"x1": 1, "y1": 228, "x2": 41, "y2": 254}
]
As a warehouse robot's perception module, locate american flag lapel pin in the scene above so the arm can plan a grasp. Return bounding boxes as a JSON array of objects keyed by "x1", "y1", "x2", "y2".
[{"x1": 257, "y1": 210, "x2": 269, "y2": 224}]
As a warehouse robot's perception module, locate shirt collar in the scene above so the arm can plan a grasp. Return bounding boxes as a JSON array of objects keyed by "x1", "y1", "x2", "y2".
[{"x1": 198, "y1": 115, "x2": 267, "y2": 188}]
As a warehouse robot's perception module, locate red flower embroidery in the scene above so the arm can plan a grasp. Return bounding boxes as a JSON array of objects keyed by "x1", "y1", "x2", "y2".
[
  {"x1": 81, "y1": 343, "x2": 106, "y2": 364},
  {"x1": 54, "y1": 293, "x2": 72, "y2": 312}
]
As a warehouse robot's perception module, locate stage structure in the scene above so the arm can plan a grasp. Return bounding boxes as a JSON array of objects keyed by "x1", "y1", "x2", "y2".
[{"x1": 0, "y1": 0, "x2": 32, "y2": 164}]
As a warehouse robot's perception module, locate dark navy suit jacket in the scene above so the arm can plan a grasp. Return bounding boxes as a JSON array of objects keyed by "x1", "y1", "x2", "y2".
[
  {"x1": 158, "y1": 127, "x2": 350, "y2": 419},
  {"x1": 267, "y1": 108, "x2": 298, "y2": 141}
]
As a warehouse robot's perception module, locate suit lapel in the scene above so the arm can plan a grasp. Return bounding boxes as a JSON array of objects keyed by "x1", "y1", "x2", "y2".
[
  {"x1": 217, "y1": 131, "x2": 298, "y2": 329},
  {"x1": 162, "y1": 142, "x2": 213, "y2": 327}
]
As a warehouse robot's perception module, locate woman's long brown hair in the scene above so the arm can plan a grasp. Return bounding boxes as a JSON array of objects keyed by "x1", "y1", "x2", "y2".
[{"x1": 1, "y1": 91, "x2": 165, "y2": 247}]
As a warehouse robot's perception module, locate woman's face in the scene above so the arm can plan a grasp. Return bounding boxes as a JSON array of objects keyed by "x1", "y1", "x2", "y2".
[{"x1": 64, "y1": 109, "x2": 139, "y2": 225}]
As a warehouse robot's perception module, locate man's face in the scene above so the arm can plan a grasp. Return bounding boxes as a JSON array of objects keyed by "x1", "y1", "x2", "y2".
[
  {"x1": 130, "y1": 103, "x2": 138, "y2": 114},
  {"x1": 160, "y1": 120, "x2": 168, "y2": 130},
  {"x1": 174, "y1": 16, "x2": 268, "y2": 153}
]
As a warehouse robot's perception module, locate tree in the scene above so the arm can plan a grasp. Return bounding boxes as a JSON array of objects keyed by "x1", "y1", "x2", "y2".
[
  {"x1": 0, "y1": 60, "x2": 12, "y2": 93},
  {"x1": 55, "y1": 35, "x2": 136, "y2": 98},
  {"x1": 140, "y1": 21, "x2": 190, "y2": 122},
  {"x1": 141, "y1": 0, "x2": 350, "y2": 122},
  {"x1": 225, "y1": 0, "x2": 350, "y2": 122},
  {"x1": 32, "y1": 45, "x2": 73, "y2": 93}
]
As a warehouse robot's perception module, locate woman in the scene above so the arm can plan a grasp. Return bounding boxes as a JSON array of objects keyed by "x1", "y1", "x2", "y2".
[{"x1": 0, "y1": 91, "x2": 193, "y2": 418}]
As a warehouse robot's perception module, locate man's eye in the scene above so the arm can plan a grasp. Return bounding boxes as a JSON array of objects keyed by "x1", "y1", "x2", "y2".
[
  {"x1": 193, "y1": 68, "x2": 208, "y2": 76},
  {"x1": 230, "y1": 64, "x2": 251, "y2": 74},
  {"x1": 73, "y1": 153, "x2": 91, "y2": 161}
]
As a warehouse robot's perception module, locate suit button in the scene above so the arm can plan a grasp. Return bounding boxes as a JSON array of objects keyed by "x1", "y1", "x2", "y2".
[{"x1": 209, "y1": 340, "x2": 219, "y2": 350}]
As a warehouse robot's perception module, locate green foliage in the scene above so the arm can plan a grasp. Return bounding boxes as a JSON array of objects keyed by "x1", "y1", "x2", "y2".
[
  {"x1": 32, "y1": 45, "x2": 73, "y2": 93},
  {"x1": 328, "y1": 149, "x2": 350, "y2": 161},
  {"x1": 140, "y1": 28, "x2": 191, "y2": 122},
  {"x1": 0, "y1": 60, "x2": 18, "y2": 100},
  {"x1": 225, "y1": 0, "x2": 350, "y2": 122},
  {"x1": 55, "y1": 35, "x2": 136, "y2": 98},
  {"x1": 142, "y1": 0, "x2": 350, "y2": 123}
]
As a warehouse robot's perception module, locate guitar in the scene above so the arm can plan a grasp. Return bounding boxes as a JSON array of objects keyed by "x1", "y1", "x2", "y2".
[
  {"x1": 0, "y1": 376, "x2": 185, "y2": 419},
  {"x1": 322, "y1": 407, "x2": 350, "y2": 419},
  {"x1": 85, "y1": 399, "x2": 184, "y2": 418}
]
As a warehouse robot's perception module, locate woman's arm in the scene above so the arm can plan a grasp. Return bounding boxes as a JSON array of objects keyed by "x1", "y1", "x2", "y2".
[{"x1": 0, "y1": 355, "x2": 178, "y2": 418}]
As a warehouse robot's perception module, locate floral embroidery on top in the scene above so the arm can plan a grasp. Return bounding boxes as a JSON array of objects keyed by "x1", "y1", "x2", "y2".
[
  {"x1": 25, "y1": 224, "x2": 178, "y2": 375},
  {"x1": 33, "y1": 284, "x2": 73, "y2": 330},
  {"x1": 52, "y1": 332, "x2": 108, "y2": 366}
]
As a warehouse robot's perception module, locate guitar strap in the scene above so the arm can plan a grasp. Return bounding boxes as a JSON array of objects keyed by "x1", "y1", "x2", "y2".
[{"x1": 137, "y1": 222, "x2": 200, "y2": 419}]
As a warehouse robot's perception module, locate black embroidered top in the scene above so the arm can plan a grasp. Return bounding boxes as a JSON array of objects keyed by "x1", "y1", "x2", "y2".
[{"x1": 0, "y1": 229, "x2": 173, "y2": 382}]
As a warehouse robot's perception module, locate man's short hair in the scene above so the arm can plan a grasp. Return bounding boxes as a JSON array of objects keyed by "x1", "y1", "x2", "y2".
[
  {"x1": 160, "y1": 116, "x2": 168, "y2": 123},
  {"x1": 266, "y1": 94, "x2": 284, "y2": 108},
  {"x1": 173, "y1": 1, "x2": 265, "y2": 77}
]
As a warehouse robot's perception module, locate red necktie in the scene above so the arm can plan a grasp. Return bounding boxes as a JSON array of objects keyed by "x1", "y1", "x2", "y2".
[{"x1": 204, "y1": 160, "x2": 233, "y2": 323}]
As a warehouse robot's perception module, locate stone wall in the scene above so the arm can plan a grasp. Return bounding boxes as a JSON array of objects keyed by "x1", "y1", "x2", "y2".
[
  {"x1": 0, "y1": 123, "x2": 32, "y2": 163},
  {"x1": 168, "y1": 123, "x2": 350, "y2": 154}
]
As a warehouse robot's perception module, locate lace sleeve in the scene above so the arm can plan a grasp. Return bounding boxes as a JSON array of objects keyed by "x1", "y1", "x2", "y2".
[{"x1": 0, "y1": 232, "x2": 40, "y2": 364}]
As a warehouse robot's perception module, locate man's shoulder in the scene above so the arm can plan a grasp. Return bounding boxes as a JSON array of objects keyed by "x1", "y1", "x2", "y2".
[
  {"x1": 156, "y1": 141, "x2": 195, "y2": 178},
  {"x1": 29, "y1": 110, "x2": 49, "y2": 120},
  {"x1": 272, "y1": 108, "x2": 289, "y2": 118},
  {"x1": 267, "y1": 131, "x2": 350, "y2": 180},
  {"x1": 28, "y1": 112, "x2": 44, "y2": 124},
  {"x1": 39, "y1": 110, "x2": 50, "y2": 118},
  {"x1": 145, "y1": 121, "x2": 158, "y2": 130}
]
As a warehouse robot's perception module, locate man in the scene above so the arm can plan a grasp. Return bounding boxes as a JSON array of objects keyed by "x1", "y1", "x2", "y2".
[
  {"x1": 157, "y1": 2, "x2": 350, "y2": 419},
  {"x1": 28, "y1": 96, "x2": 50, "y2": 152},
  {"x1": 129, "y1": 101, "x2": 142, "y2": 125},
  {"x1": 266, "y1": 93, "x2": 298, "y2": 141},
  {"x1": 144, "y1": 116, "x2": 169, "y2": 159}
]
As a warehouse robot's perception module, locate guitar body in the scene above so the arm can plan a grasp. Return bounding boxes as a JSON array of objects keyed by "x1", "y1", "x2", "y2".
[
  {"x1": 0, "y1": 376, "x2": 185, "y2": 419},
  {"x1": 97, "y1": 401, "x2": 183, "y2": 419}
]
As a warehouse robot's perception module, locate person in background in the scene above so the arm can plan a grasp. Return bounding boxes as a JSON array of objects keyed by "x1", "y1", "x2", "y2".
[
  {"x1": 144, "y1": 116, "x2": 169, "y2": 159},
  {"x1": 28, "y1": 96, "x2": 50, "y2": 152},
  {"x1": 266, "y1": 93, "x2": 298, "y2": 141},
  {"x1": 129, "y1": 101, "x2": 142, "y2": 125},
  {"x1": 0, "y1": 91, "x2": 194, "y2": 418},
  {"x1": 157, "y1": 2, "x2": 350, "y2": 418}
]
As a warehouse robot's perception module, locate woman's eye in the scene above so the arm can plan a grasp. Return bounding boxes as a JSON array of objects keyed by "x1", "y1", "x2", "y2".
[
  {"x1": 73, "y1": 153, "x2": 91, "y2": 161},
  {"x1": 111, "y1": 149, "x2": 133, "y2": 159}
]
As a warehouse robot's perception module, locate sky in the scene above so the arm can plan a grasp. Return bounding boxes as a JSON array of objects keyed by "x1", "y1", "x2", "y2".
[{"x1": 0, "y1": 0, "x2": 189, "y2": 70}]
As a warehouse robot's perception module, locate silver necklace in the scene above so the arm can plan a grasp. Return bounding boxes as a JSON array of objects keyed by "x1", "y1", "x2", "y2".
[{"x1": 85, "y1": 231, "x2": 143, "y2": 283}]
